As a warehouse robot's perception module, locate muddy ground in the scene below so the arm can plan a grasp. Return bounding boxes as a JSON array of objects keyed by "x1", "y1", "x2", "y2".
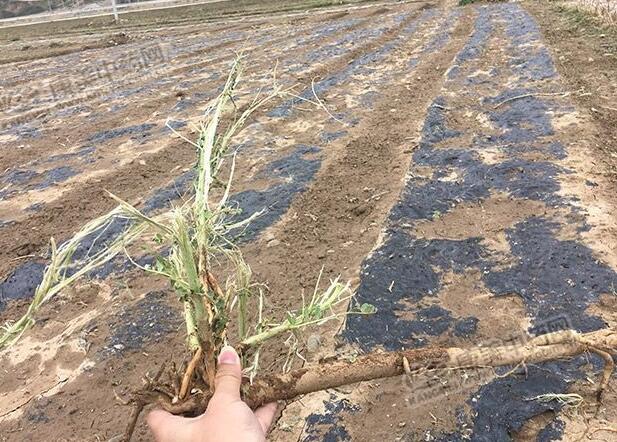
[{"x1": 1, "y1": 0, "x2": 616, "y2": 440}]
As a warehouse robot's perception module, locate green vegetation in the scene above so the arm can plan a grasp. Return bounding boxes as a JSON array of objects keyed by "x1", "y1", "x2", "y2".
[{"x1": 553, "y1": 3, "x2": 617, "y2": 55}]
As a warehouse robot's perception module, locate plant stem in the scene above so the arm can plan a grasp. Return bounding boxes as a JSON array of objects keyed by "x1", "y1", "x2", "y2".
[
  {"x1": 184, "y1": 296, "x2": 205, "y2": 351},
  {"x1": 241, "y1": 321, "x2": 296, "y2": 348},
  {"x1": 238, "y1": 292, "x2": 248, "y2": 341},
  {"x1": 241, "y1": 314, "x2": 346, "y2": 349}
]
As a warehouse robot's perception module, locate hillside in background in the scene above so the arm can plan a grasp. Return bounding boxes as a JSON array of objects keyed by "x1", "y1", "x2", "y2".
[
  {"x1": 1, "y1": 0, "x2": 48, "y2": 18},
  {"x1": 0, "y1": 0, "x2": 148, "y2": 19}
]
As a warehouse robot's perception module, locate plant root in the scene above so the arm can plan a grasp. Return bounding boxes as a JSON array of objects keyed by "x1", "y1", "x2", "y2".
[
  {"x1": 590, "y1": 346, "x2": 614, "y2": 404},
  {"x1": 123, "y1": 402, "x2": 146, "y2": 442},
  {"x1": 122, "y1": 363, "x2": 166, "y2": 442},
  {"x1": 590, "y1": 426, "x2": 617, "y2": 436},
  {"x1": 493, "y1": 91, "x2": 570, "y2": 108},
  {"x1": 122, "y1": 328, "x2": 617, "y2": 441},
  {"x1": 179, "y1": 348, "x2": 203, "y2": 400}
]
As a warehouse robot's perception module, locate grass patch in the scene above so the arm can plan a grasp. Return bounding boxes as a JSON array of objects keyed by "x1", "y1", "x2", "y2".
[
  {"x1": 562, "y1": 0, "x2": 617, "y2": 24},
  {"x1": 553, "y1": 3, "x2": 617, "y2": 56}
]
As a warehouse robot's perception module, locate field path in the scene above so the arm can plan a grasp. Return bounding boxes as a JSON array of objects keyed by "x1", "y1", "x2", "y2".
[{"x1": 1, "y1": 1, "x2": 616, "y2": 441}]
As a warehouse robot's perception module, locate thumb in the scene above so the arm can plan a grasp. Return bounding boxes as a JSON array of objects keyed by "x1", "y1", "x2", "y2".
[
  {"x1": 212, "y1": 345, "x2": 242, "y2": 403},
  {"x1": 147, "y1": 409, "x2": 194, "y2": 442}
]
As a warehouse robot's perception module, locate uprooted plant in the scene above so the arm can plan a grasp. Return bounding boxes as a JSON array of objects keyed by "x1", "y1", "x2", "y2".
[
  {"x1": 2, "y1": 58, "x2": 616, "y2": 441},
  {"x1": 1, "y1": 58, "x2": 375, "y2": 437}
]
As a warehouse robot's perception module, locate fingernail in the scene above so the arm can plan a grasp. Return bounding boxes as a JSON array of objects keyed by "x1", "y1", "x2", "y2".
[{"x1": 217, "y1": 345, "x2": 239, "y2": 365}]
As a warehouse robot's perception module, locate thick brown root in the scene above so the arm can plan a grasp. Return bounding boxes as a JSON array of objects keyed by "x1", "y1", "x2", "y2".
[
  {"x1": 123, "y1": 328, "x2": 616, "y2": 441},
  {"x1": 179, "y1": 348, "x2": 203, "y2": 400}
]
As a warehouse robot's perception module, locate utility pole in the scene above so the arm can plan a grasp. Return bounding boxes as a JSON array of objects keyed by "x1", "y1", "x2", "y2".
[{"x1": 111, "y1": 0, "x2": 119, "y2": 23}]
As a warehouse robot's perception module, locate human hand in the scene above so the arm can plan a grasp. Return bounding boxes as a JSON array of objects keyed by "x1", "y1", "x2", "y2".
[{"x1": 147, "y1": 346, "x2": 277, "y2": 442}]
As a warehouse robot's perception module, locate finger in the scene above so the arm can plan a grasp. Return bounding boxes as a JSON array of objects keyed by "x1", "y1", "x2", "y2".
[
  {"x1": 147, "y1": 409, "x2": 194, "y2": 442},
  {"x1": 213, "y1": 345, "x2": 242, "y2": 402},
  {"x1": 254, "y1": 402, "x2": 278, "y2": 434}
]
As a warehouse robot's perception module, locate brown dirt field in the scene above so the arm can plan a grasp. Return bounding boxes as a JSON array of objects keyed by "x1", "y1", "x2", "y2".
[
  {"x1": 0, "y1": 0, "x2": 378, "y2": 41},
  {"x1": 525, "y1": 0, "x2": 617, "y2": 178},
  {"x1": 1, "y1": 0, "x2": 617, "y2": 441}
]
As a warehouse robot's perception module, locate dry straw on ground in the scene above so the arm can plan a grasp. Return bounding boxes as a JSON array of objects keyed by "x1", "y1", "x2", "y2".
[{"x1": 567, "y1": 0, "x2": 617, "y2": 23}]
